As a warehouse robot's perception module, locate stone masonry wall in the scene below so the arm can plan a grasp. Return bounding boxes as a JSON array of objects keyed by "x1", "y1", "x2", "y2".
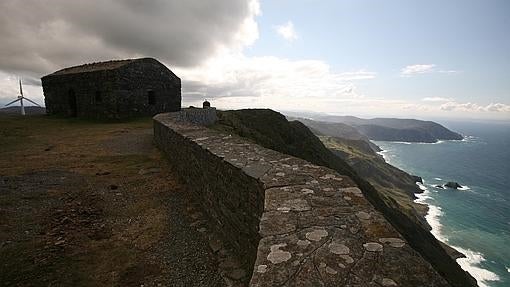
[
  {"x1": 42, "y1": 70, "x2": 118, "y2": 118},
  {"x1": 153, "y1": 112, "x2": 452, "y2": 287},
  {"x1": 115, "y1": 58, "x2": 181, "y2": 117},
  {"x1": 177, "y1": 107, "x2": 218, "y2": 126},
  {"x1": 42, "y1": 58, "x2": 180, "y2": 119}
]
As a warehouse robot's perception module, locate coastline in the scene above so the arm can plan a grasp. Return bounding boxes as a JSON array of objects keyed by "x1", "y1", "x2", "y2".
[
  {"x1": 415, "y1": 180, "x2": 500, "y2": 287},
  {"x1": 376, "y1": 140, "x2": 501, "y2": 287}
]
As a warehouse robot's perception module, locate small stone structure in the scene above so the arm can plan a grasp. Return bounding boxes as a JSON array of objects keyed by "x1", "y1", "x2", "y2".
[
  {"x1": 42, "y1": 58, "x2": 181, "y2": 119},
  {"x1": 177, "y1": 107, "x2": 217, "y2": 126},
  {"x1": 153, "y1": 112, "x2": 452, "y2": 287}
]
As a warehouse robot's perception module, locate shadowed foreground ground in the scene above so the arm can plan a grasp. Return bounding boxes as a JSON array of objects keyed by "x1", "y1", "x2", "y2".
[{"x1": 0, "y1": 115, "x2": 227, "y2": 287}]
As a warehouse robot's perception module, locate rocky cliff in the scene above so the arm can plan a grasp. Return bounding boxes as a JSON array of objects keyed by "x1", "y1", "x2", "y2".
[{"x1": 213, "y1": 109, "x2": 477, "y2": 287}]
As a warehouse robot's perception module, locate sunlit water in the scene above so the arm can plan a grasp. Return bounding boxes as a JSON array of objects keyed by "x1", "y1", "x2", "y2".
[{"x1": 374, "y1": 121, "x2": 510, "y2": 287}]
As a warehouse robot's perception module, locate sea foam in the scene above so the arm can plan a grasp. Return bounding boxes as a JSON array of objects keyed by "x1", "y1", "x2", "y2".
[
  {"x1": 415, "y1": 180, "x2": 499, "y2": 286},
  {"x1": 458, "y1": 185, "x2": 471, "y2": 191},
  {"x1": 415, "y1": 182, "x2": 446, "y2": 241},
  {"x1": 455, "y1": 247, "x2": 500, "y2": 287},
  {"x1": 376, "y1": 150, "x2": 389, "y2": 161}
]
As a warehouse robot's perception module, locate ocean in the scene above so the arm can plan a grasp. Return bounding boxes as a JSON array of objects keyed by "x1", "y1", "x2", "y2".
[{"x1": 374, "y1": 120, "x2": 510, "y2": 287}]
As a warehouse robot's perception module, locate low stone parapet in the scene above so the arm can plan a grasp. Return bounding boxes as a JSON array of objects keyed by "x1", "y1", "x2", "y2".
[
  {"x1": 177, "y1": 107, "x2": 217, "y2": 126},
  {"x1": 153, "y1": 112, "x2": 451, "y2": 287}
]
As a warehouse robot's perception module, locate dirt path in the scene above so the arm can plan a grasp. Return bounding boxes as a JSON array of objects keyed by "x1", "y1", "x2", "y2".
[{"x1": 0, "y1": 115, "x2": 227, "y2": 287}]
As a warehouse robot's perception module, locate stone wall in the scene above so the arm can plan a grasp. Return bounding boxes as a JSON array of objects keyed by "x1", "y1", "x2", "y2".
[
  {"x1": 42, "y1": 58, "x2": 181, "y2": 119},
  {"x1": 115, "y1": 58, "x2": 181, "y2": 118},
  {"x1": 177, "y1": 107, "x2": 218, "y2": 126},
  {"x1": 153, "y1": 112, "x2": 452, "y2": 287},
  {"x1": 43, "y1": 70, "x2": 118, "y2": 118}
]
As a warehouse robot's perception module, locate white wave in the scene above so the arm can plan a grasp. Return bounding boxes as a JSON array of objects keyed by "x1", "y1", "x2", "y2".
[
  {"x1": 413, "y1": 180, "x2": 500, "y2": 286},
  {"x1": 460, "y1": 135, "x2": 473, "y2": 142},
  {"x1": 421, "y1": 199, "x2": 446, "y2": 241},
  {"x1": 412, "y1": 140, "x2": 446, "y2": 145},
  {"x1": 458, "y1": 185, "x2": 471, "y2": 191},
  {"x1": 416, "y1": 140, "x2": 445, "y2": 145},
  {"x1": 507, "y1": 266, "x2": 510, "y2": 273},
  {"x1": 416, "y1": 181, "x2": 428, "y2": 191},
  {"x1": 415, "y1": 182, "x2": 446, "y2": 240},
  {"x1": 376, "y1": 150, "x2": 389, "y2": 161},
  {"x1": 454, "y1": 247, "x2": 500, "y2": 287},
  {"x1": 393, "y1": 141, "x2": 412, "y2": 145},
  {"x1": 461, "y1": 135, "x2": 482, "y2": 144},
  {"x1": 431, "y1": 185, "x2": 444, "y2": 190},
  {"x1": 434, "y1": 177, "x2": 442, "y2": 181}
]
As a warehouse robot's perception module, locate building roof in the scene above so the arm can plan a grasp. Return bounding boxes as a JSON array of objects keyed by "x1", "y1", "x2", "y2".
[{"x1": 45, "y1": 58, "x2": 151, "y2": 77}]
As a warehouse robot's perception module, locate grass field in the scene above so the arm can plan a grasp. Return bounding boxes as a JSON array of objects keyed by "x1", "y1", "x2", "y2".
[{"x1": 0, "y1": 114, "x2": 225, "y2": 286}]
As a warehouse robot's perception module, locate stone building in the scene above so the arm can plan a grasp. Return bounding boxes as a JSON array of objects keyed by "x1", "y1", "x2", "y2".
[{"x1": 41, "y1": 58, "x2": 181, "y2": 118}]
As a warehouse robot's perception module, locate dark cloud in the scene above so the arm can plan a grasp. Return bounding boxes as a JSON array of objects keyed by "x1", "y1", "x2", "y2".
[{"x1": 0, "y1": 0, "x2": 254, "y2": 76}]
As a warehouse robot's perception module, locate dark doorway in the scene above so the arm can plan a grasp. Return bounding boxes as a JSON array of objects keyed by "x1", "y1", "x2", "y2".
[
  {"x1": 68, "y1": 89, "x2": 77, "y2": 117},
  {"x1": 147, "y1": 90, "x2": 156, "y2": 105},
  {"x1": 95, "y1": 91, "x2": 102, "y2": 104}
]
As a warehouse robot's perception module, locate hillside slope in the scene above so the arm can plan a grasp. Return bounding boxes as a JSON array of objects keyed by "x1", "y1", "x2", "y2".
[
  {"x1": 320, "y1": 136, "x2": 426, "y2": 211},
  {"x1": 213, "y1": 109, "x2": 476, "y2": 287},
  {"x1": 309, "y1": 115, "x2": 463, "y2": 143},
  {"x1": 289, "y1": 117, "x2": 381, "y2": 152}
]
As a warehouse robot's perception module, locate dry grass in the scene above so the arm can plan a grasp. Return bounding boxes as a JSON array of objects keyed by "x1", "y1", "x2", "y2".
[{"x1": 0, "y1": 114, "x2": 185, "y2": 286}]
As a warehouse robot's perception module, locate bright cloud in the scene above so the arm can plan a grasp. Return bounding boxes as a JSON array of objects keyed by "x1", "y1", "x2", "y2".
[
  {"x1": 400, "y1": 64, "x2": 460, "y2": 77},
  {"x1": 422, "y1": 97, "x2": 453, "y2": 102},
  {"x1": 440, "y1": 101, "x2": 510, "y2": 113},
  {"x1": 177, "y1": 52, "x2": 376, "y2": 111},
  {"x1": 275, "y1": 21, "x2": 298, "y2": 41},
  {"x1": 400, "y1": 64, "x2": 436, "y2": 76}
]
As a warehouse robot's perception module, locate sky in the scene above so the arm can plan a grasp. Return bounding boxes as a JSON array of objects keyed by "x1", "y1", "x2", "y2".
[{"x1": 0, "y1": 0, "x2": 509, "y2": 120}]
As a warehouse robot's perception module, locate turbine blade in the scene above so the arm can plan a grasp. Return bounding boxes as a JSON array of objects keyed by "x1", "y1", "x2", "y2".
[
  {"x1": 5, "y1": 98, "x2": 21, "y2": 106},
  {"x1": 23, "y1": 97, "x2": 41, "y2": 107},
  {"x1": 19, "y1": 79, "x2": 23, "y2": 96}
]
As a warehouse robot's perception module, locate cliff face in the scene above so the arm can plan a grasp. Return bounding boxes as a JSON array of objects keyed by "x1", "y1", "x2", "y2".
[
  {"x1": 319, "y1": 136, "x2": 430, "y2": 228},
  {"x1": 214, "y1": 109, "x2": 477, "y2": 287}
]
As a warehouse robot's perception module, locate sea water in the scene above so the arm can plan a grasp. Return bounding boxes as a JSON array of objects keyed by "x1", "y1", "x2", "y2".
[{"x1": 374, "y1": 120, "x2": 510, "y2": 287}]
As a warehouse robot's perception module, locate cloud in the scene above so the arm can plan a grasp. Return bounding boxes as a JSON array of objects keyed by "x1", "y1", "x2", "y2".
[
  {"x1": 275, "y1": 21, "x2": 298, "y2": 41},
  {"x1": 437, "y1": 70, "x2": 460, "y2": 74},
  {"x1": 0, "y1": 0, "x2": 260, "y2": 76},
  {"x1": 440, "y1": 101, "x2": 510, "y2": 113},
  {"x1": 175, "y1": 51, "x2": 377, "y2": 112},
  {"x1": 400, "y1": 64, "x2": 460, "y2": 77},
  {"x1": 422, "y1": 97, "x2": 453, "y2": 102},
  {"x1": 400, "y1": 64, "x2": 436, "y2": 76},
  {"x1": 0, "y1": 1, "x2": 504, "y2": 120}
]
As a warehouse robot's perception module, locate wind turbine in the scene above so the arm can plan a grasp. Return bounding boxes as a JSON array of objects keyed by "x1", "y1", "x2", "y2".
[{"x1": 4, "y1": 79, "x2": 41, "y2": 115}]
